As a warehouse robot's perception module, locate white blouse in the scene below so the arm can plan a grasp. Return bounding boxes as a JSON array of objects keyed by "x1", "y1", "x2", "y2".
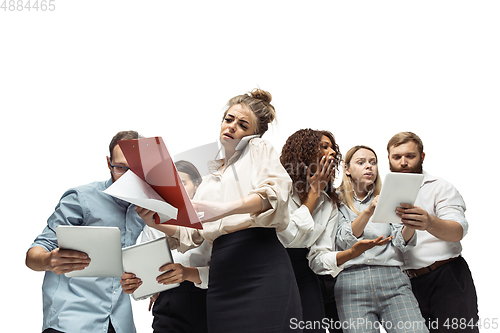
[
  {"x1": 171, "y1": 137, "x2": 292, "y2": 252},
  {"x1": 279, "y1": 190, "x2": 335, "y2": 248},
  {"x1": 286, "y1": 191, "x2": 345, "y2": 277}
]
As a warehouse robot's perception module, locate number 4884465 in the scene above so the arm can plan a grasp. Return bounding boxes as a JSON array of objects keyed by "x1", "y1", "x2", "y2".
[{"x1": 1, "y1": 0, "x2": 56, "y2": 11}]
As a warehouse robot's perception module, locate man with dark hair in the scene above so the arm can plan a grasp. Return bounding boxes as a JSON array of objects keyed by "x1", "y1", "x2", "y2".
[
  {"x1": 26, "y1": 130, "x2": 145, "y2": 333},
  {"x1": 388, "y1": 131, "x2": 479, "y2": 332}
]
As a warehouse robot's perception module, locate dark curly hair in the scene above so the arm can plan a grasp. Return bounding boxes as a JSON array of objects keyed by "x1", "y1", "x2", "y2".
[{"x1": 280, "y1": 128, "x2": 342, "y2": 207}]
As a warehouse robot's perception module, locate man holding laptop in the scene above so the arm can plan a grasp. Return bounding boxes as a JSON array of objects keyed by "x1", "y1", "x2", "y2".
[
  {"x1": 387, "y1": 132, "x2": 479, "y2": 332},
  {"x1": 25, "y1": 131, "x2": 145, "y2": 333}
]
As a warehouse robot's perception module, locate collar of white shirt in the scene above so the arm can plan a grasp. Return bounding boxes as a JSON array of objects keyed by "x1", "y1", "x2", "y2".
[{"x1": 422, "y1": 170, "x2": 438, "y2": 186}]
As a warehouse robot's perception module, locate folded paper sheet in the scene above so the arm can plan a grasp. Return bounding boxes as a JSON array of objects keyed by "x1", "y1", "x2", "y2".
[{"x1": 104, "y1": 170, "x2": 178, "y2": 223}]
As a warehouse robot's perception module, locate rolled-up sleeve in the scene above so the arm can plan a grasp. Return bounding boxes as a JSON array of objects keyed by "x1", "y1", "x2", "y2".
[
  {"x1": 171, "y1": 226, "x2": 205, "y2": 253},
  {"x1": 248, "y1": 140, "x2": 292, "y2": 231},
  {"x1": 278, "y1": 204, "x2": 315, "y2": 247},
  {"x1": 194, "y1": 266, "x2": 210, "y2": 289},
  {"x1": 391, "y1": 223, "x2": 416, "y2": 253},
  {"x1": 434, "y1": 182, "x2": 468, "y2": 239},
  {"x1": 335, "y1": 205, "x2": 360, "y2": 251},
  {"x1": 29, "y1": 190, "x2": 85, "y2": 252}
]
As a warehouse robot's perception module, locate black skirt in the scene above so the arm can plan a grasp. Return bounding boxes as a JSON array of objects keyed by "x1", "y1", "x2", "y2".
[{"x1": 207, "y1": 228, "x2": 302, "y2": 333}]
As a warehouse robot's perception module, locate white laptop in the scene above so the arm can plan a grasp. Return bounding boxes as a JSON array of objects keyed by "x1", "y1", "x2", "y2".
[
  {"x1": 56, "y1": 225, "x2": 123, "y2": 277},
  {"x1": 371, "y1": 172, "x2": 424, "y2": 224},
  {"x1": 122, "y1": 237, "x2": 179, "y2": 301}
]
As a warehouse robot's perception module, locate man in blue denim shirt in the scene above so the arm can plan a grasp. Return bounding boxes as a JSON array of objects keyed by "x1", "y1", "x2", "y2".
[{"x1": 26, "y1": 131, "x2": 146, "y2": 333}]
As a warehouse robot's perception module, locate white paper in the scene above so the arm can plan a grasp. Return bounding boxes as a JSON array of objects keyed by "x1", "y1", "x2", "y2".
[{"x1": 103, "y1": 170, "x2": 178, "y2": 222}]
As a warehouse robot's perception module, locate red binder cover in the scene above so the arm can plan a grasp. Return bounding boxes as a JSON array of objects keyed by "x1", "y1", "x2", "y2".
[{"x1": 118, "y1": 137, "x2": 203, "y2": 229}]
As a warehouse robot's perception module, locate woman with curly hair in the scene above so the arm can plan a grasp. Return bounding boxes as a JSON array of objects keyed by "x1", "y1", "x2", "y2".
[{"x1": 279, "y1": 129, "x2": 391, "y2": 332}]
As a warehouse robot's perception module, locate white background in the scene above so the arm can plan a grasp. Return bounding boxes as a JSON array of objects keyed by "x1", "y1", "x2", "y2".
[{"x1": 2, "y1": 1, "x2": 499, "y2": 332}]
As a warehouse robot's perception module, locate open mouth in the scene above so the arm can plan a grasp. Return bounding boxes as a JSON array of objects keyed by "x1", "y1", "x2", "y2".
[{"x1": 222, "y1": 133, "x2": 234, "y2": 139}]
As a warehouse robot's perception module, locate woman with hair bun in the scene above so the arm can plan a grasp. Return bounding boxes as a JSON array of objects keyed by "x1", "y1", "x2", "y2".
[
  {"x1": 128, "y1": 89, "x2": 302, "y2": 332},
  {"x1": 279, "y1": 129, "x2": 391, "y2": 333}
]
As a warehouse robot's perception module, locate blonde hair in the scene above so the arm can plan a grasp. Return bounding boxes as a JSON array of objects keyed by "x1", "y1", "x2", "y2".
[
  {"x1": 223, "y1": 88, "x2": 276, "y2": 136},
  {"x1": 338, "y1": 145, "x2": 382, "y2": 215}
]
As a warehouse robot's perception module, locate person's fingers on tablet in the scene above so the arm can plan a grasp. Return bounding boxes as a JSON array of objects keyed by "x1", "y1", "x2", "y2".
[{"x1": 120, "y1": 272, "x2": 142, "y2": 293}]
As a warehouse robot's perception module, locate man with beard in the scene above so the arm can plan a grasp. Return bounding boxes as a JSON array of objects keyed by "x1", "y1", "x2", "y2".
[{"x1": 387, "y1": 132, "x2": 479, "y2": 332}]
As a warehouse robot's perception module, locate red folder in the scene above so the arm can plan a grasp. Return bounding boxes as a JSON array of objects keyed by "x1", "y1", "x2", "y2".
[{"x1": 118, "y1": 137, "x2": 203, "y2": 229}]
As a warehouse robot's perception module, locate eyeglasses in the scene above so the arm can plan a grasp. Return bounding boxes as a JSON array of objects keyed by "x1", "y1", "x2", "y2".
[{"x1": 109, "y1": 162, "x2": 130, "y2": 175}]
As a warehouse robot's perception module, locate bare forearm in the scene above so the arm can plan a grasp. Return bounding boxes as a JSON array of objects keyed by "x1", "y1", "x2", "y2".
[
  {"x1": 184, "y1": 267, "x2": 202, "y2": 284},
  {"x1": 26, "y1": 247, "x2": 50, "y2": 271},
  {"x1": 401, "y1": 226, "x2": 415, "y2": 243},
  {"x1": 226, "y1": 193, "x2": 267, "y2": 216},
  {"x1": 27, "y1": 245, "x2": 91, "y2": 274},
  {"x1": 336, "y1": 248, "x2": 355, "y2": 266},
  {"x1": 336, "y1": 236, "x2": 393, "y2": 266},
  {"x1": 427, "y1": 217, "x2": 464, "y2": 242},
  {"x1": 192, "y1": 194, "x2": 270, "y2": 224},
  {"x1": 398, "y1": 204, "x2": 464, "y2": 242},
  {"x1": 303, "y1": 190, "x2": 320, "y2": 215},
  {"x1": 149, "y1": 223, "x2": 177, "y2": 237},
  {"x1": 351, "y1": 210, "x2": 372, "y2": 238}
]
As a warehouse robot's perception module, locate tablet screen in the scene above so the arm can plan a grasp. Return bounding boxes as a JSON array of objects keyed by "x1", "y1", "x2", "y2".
[{"x1": 371, "y1": 173, "x2": 424, "y2": 224}]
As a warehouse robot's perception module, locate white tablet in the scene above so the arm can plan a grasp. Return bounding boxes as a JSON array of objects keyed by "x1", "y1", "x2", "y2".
[
  {"x1": 122, "y1": 237, "x2": 179, "y2": 301},
  {"x1": 55, "y1": 225, "x2": 123, "y2": 277},
  {"x1": 371, "y1": 172, "x2": 424, "y2": 224}
]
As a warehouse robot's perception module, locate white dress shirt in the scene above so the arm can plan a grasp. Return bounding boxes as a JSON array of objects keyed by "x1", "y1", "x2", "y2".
[
  {"x1": 140, "y1": 226, "x2": 212, "y2": 289},
  {"x1": 402, "y1": 171, "x2": 468, "y2": 270},
  {"x1": 294, "y1": 191, "x2": 344, "y2": 277},
  {"x1": 171, "y1": 137, "x2": 292, "y2": 251}
]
